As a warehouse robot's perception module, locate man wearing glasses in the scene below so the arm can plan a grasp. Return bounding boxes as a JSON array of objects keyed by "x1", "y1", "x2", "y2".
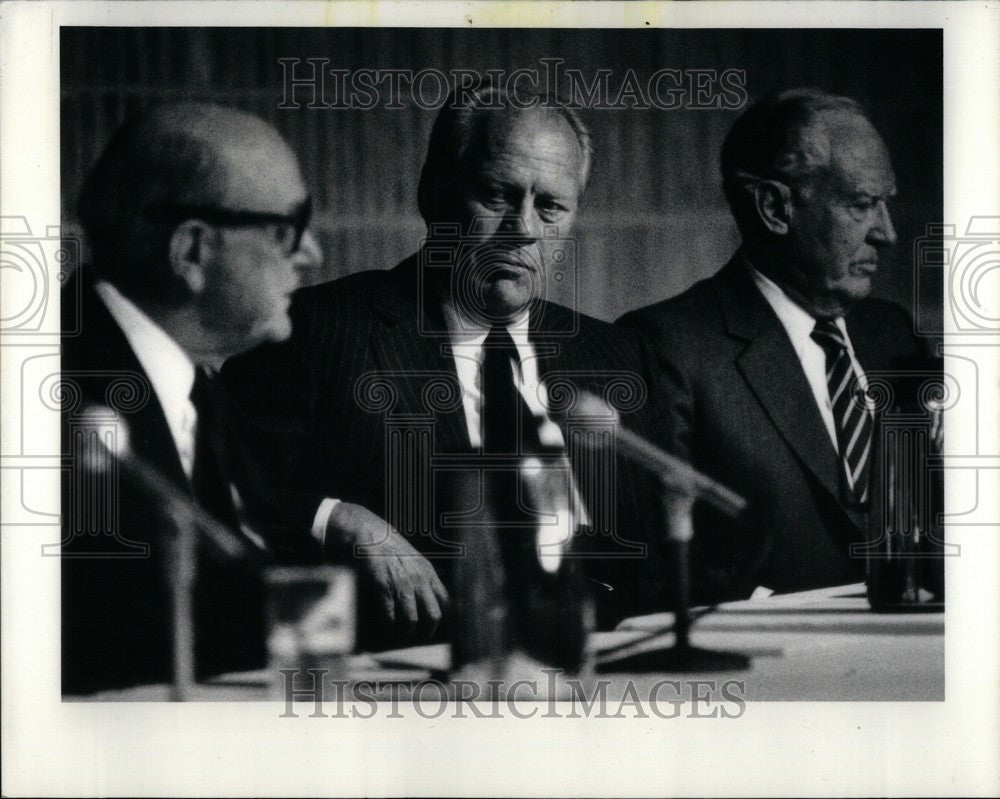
[{"x1": 61, "y1": 102, "x2": 322, "y2": 694}]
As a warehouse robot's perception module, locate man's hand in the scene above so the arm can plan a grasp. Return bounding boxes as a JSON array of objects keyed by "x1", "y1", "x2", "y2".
[{"x1": 325, "y1": 502, "x2": 448, "y2": 644}]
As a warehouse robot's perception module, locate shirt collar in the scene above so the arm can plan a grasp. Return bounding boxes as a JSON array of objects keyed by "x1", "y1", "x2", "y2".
[
  {"x1": 93, "y1": 280, "x2": 197, "y2": 410},
  {"x1": 440, "y1": 298, "x2": 533, "y2": 362},
  {"x1": 745, "y1": 258, "x2": 851, "y2": 357}
]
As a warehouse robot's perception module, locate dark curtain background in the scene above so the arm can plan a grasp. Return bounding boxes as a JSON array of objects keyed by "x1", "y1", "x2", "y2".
[{"x1": 61, "y1": 27, "x2": 942, "y2": 330}]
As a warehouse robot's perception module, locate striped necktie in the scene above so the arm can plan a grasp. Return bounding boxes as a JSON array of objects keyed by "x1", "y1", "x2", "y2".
[{"x1": 810, "y1": 319, "x2": 874, "y2": 504}]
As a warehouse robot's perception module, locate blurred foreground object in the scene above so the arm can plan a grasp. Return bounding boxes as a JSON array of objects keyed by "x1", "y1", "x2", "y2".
[
  {"x1": 448, "y1": 436, "x2": 590, "y2": 680},
  {"x1": 860, "y1": 356, "x2": 948, "y2": 611},
  {"x1": 73, "y1": 405, "x2": 263, "y2": 699},
  {"x1": 266, "y1": 566, "x2": 356, "y2": 699}
]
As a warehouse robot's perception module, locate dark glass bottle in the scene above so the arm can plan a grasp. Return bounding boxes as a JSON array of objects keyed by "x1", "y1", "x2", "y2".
[
  {"x1": 864, "y1": 359, "x2": 945, "y2": 612},
  {"x1": 448, "y1": 433, "x2": 589, "y2": 674}
]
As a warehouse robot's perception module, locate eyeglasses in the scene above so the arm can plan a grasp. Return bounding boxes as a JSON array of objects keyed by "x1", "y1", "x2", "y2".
[{"x1": 145, "y1": 196, "x2": 313, "y2": 256}]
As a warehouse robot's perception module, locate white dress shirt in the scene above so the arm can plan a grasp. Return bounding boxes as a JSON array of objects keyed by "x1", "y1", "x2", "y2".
[
  {"x1": 440, "y1": 301, "x2": 568, "y2": 450},
  {"x1": 313, "y1": 300, "x2": 585, "y2": 569},
  {"x1": 94, "y1": 281, "x2": 198, "y2": 478},
  {"x1": 442, "y1": 300, "x2": 586, "y2": 571},
  {"x1": 748, "y1": 265, "x2": 871, "y2": 454},
  {"x1": 97, "y1": 280, "x2": 269, "y2": 552}
]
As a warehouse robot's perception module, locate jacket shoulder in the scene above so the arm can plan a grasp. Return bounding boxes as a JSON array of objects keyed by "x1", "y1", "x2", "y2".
[
  {"x1": 849, "y1": 296, "x2": 920, "y2": 340},
  {"x1": 546, "y1": 303, "x2": 643, "y2": 358},
  {"x1": 617, "y1": 273, "x2": 723, "y2": 344},
  {"x1": 291, "y1": 268, "x2": 394, "y2": 311},
  {"x1": 850, "y1": 296, "x2": 915, "y2": 326},
  {"x1": 847, "y1": 297, "x2": 927, "y2": 359}
]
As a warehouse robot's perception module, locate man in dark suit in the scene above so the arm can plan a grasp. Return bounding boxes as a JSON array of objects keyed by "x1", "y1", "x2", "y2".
[
  {"x1": 619, "y1": 89, "x2": 926, "y2": 602},
  {"x1": 62, "y1": 102, "x2": 324, "y2": 694},
  {"x1": 223, "y1": 86, "x2": 664, "y2": 650}
]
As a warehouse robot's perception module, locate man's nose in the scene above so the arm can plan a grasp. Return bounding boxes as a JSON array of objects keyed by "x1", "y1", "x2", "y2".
[
  {"x1": 869, "y1": 200, "x2": 897, "y2": 247},
  {"x1": 498, "y1": 203, "x2": 539, "y2": 242},
  {"x1": 291, "y1": 229, "x2": 322, "y2": 285}
]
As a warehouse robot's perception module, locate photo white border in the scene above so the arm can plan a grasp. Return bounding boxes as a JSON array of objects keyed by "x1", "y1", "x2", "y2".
[{"x1": 2, "y1": 2, "x2": 998, "y2": 796}]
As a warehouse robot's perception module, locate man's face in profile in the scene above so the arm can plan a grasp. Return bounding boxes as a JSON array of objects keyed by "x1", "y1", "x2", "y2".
[
  {"x1": 783, "y1": 113, "x2": 898, "y2": 319},
  {"x1": 449, "y1": 109, "x2": 584, "y2": 324},
  {"x1": 200, "y1": 140, "x2": 317, "y2": 354}
]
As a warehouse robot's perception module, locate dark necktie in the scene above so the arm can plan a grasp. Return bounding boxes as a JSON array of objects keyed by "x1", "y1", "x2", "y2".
[
  {"x1": 188, "y1": 365, "x2": 265, "y2": 677},
  {"x1": 811, "y1": 319, "x2": 874, "y2": 504},
  {"x1": 476, "y1": 326, "x2": 586, "y2": 670},
  {"x1": 189, "y1": 366, "x2": 238, "y2": 528},
  {"x1": 481, "y1": 325, "x2": 541, "y2": 455}
]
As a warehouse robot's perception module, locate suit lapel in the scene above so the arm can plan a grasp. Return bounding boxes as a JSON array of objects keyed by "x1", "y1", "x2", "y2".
[
  {"x1": 526, "y1": 299, "x2": 568, "y2": 380},
  {"x1": 66, "y1": 277, "x2": 188, "y2": 489},
  {"x1": 368, "y1": 258, "x2": 470, "y2": 453},
  {"x1": 716, "y1": 258, "x2": 843, "y2": 504}
]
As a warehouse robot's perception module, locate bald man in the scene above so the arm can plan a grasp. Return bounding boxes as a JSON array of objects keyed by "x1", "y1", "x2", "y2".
[{"x1": 61, "y1": 103, "x2": 324, "y2": 694}]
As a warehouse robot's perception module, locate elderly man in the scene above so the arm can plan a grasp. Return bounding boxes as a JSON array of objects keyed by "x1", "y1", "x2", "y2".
[
  {"x1": 62, "y1": 103, "x2": 323, "y2": 693},
  {"x1": 619, "y1": 88, "x2": 927, "y2": 602},
  {"x1": 223, "y1": 87, "x2": 663, "y2": 651}
]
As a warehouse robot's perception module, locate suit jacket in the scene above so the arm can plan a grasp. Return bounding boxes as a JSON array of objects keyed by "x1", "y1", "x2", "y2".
[
  {"x1": 61, "y1": 274, "x2": 318, "y2": 695},
  {"x1": 222, "y1": 254, "x2": 669, "y2": 633},
  {"x1": 618, "y1": 254, "x2": 926, "y2": 602}
]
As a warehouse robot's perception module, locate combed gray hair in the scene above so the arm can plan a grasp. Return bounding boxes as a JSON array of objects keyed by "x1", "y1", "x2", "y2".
[
  {"x1": 417, "y1": 83, "x2": 592, "y2": 225},
  {"x1": 720, "y1": 88, "x2": 872, "y2": 233}
]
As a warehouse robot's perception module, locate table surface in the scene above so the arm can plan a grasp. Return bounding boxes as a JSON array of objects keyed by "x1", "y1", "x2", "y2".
[{"x1": 70, "y1": 583, "x2": 944, "y2": 702}]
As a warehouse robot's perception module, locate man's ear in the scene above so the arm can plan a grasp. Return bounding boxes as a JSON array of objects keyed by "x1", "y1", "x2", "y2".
[
  {"x1": 752, "y1": 179, "x2": 793, "y2": 236},
  {"x1": 167, "y1": 220, "x2": 212, "y2": 294}
]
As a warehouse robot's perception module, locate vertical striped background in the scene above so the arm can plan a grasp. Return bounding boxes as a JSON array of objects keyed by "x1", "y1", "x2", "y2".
[{"x1": 61, "y1": 27, "x2": 942, "y2": 328}]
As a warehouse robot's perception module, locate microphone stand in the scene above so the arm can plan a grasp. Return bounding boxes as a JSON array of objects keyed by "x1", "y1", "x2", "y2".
[
  {"x1": 573, "y1": 392, "x2": 751, "y2": 673},
  {"x1": 118, "y1": 451, "x2": 264, "y2": 701},
  {"x1": 86, "y1": 427, "x2": 261, "y2": 700},
  {"x1": 598, "y1": 488, "x2": 750, "y2": 673},
  {"x1": 171, "y1": 500, "x2": 197, "y2": 701}
]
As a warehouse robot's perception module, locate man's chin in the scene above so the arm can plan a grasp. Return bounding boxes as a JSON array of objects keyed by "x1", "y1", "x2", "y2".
[
  {"x1": 842, "y1": 274, "x2": 874, "y2": 303},
  {"x1": 800, "y1": 272, "x2": 873, "y2": 315},
  {"x1": 479, "y1": 282, "x2": 534, "y2": 323},
  {"x1": 251, "y1": 316, "x2": 294, "y2": 347}
]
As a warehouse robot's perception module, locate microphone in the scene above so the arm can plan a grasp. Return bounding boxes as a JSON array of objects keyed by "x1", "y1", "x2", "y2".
[
  {"x1": 74, "y1": 404, "x2": 258, "y2": 563},
  {"x1": 74, "y1": 403, "x2": 265, "y2": 699},
  {"x1": 573, "y1": 392, "x2": 746, "y2": 518},
  {"x1": 573, "y1": 393, "x2": 753, "y2": 673}
]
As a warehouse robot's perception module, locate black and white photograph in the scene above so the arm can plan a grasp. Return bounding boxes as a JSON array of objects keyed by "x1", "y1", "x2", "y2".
[{"x1": 2, "y1": 2, "x2": 998, "y2": 796}]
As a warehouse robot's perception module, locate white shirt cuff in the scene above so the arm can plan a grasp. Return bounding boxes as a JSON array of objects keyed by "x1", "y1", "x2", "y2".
[{"x1": 311, "y1": 497, "x2": 342, "y2": 549}]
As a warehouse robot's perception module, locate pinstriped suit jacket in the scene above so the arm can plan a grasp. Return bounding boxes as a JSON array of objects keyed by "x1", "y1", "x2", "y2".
[{"x1": 222, "y1": 254, "x2": 670, "y2": 626}]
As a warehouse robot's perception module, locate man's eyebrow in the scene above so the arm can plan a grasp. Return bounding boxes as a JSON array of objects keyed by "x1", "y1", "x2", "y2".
[
  {"x1": 474, "y1": 173, "x2": 510, "y2": 189},
  {"x1": 848, "y1": 186, "x2": 897, "y2": 200}
]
